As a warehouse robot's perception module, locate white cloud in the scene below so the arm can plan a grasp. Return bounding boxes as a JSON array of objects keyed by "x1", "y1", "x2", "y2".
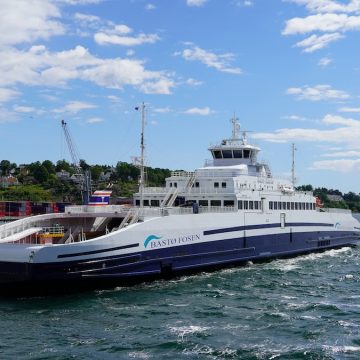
[
  {"x1": 86, "y1": 117, "x2": 104, "y2": 123},
  {"x1": 183, "y1": 107, "x2": 213, "y2": 115},
  {"x1": 54, "y1": 101, "x2": 97, "y2": 114},
  {"x1": 185, "y1": 78, "x2": 203, "y2": 86},
  {"x1": 286, "y1": 85, "x2": 350, "y2": 101},
  {"x1": 0, "y1": 0, "x2": 64, "y2": 46},
  {"x1": 283, "y1": 13, "x2": 360, "y2": 35},
  {"x1": 338, "y1": 107, "x2": 360, "y2": 113},
  {"x1": 318, "y1": 57, "x2": 333, "y2": 66},
  {"x1": 176, "y1": 44, "x2": 242, "y2": 74},
  {"x1": 0, "y1": 45, "x2": 175, "y2": 94},
  {"x1": 187, "y1": 0, "x2": 207, "y2": 6},
  {"x1": 107, "y1": 95, "x2": 121, "y2": 103},
  {"x1": 145, "y1": 3, "x2": 156, "y2": 10},
  {"x1": 283, "y1": 2, "x2": 360, "y2": 51},
  {"x1": 94, "y1": 24, "x2": 160, "y2": 46},
  {"x1": 310, "y1": 159, "x2": 360, "y2": 172},
  {"x1": 0, "y1": 88, "x2": 20, "y2": 103},
  {"x1": 286, "y1": 0, "x2": 360, "y2": 14},
  {"x1": 253, "y1": 114, "x2": 360, "y2": 146},
  {"x1": 322, "y1": 150, "x2": 360, "y2": 158},
  {"x1": 154, "y1": 107, "x2": 171, "y2": 113},
  {"x1": 13, "y1": 105, "x2": 36, "y2": 113},
  {"x1": 283, "y1": 114, "x2": 308, "y2": 121},
  {"x1": 294, "y1": 33, "x2": 343, "y2": 52}
]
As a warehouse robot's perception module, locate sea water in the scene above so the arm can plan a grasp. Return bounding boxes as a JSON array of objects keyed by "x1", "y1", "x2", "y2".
[{"x1": 0, "y1": 246, "x2": 360, "y2": 359}]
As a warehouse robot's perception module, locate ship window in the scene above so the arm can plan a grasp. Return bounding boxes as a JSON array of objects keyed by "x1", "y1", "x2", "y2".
[
  {"x1": 136, "y1": 200, "x2": 140, "y2": 206},
  {"x1": 214, "y1": 182, "x2": 219, "y2": 188},
  {"x1": 213, "y1": 150, "x2": 222, "y2": 159},
  {"x1": 295, "y1": 202, "x2": 298, "y2": 210},
  {"x1": 224, "y1": 200, "x2": 234, "y2": 207},
  {"x1": 291, "y1": 202, "x2": 294, "y2": 210},
  {"x1": 313, "y1": 203, "x2": 316, "y2": 210},
  {"x1": 278, "y1": 202, "x2": 282, "y2": 210},
  {"x1": 306, "y1": 203, "x2": 309, "y2": 210},
  {"x1": 274, "y1": 202, "x2": 278, "y2": 210},
  {"x1": 249, "y1": 201, "x2": 254, "y2": 210},
  {"x1": 174, "y1": 182, "x2": 177, "y2": 188},
  {"x1": 233, "y1": 150, "x2": 243, "y2": 158},
  {"x1": 143, "y1": 200, "x2": 149, "y2": 206},
  {"x1": 243, "y1": 149, "x2": 250, "y2": 158},
  {"x1": 222, "y1": 182, "x2": 227, "y2": 188},
  {"x1": 269, "y1": 201, "x2": 273, "y2": 210},
  {"x1": 199, "y1": 200, "x2": 208, "y2": 207},
  {"x1": 287, "y1": 202, "x2": 290, "y2": 210},
  {"x1": 238, "y1": 200, "x2": 243, "y2": 209},
  {"x1": 283, "y1": 202, "x2": 286, "y2": 209},
  {"x1": 244, "y1": 200, "x2": 248, "y2": 210},
  {"x1": 195, "y1": 182, "x2": 200, "y2": 188},
  {"x1": 222, "y1": 150, "x2": 233, "y2": 158},
  {"x1": 254, "y1": 201, "x2": 259, "y2": 210},
  {"x1": 151, "y1": 200, "x2": 160, "y2": 207},
  {"x1": 211, "y1": 200, "x2": 221, "y2": 207},
  {"x1": 170, "y1": 183, "x2": 172, "y2": 187}
]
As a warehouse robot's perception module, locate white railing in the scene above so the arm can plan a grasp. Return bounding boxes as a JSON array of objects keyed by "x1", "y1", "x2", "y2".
[
  {"x1": 171, "y1": 171, "x2": 195, "y2": 178},
  {"x1": 65, "y1": 205, "x2": 126, "y2": 214}
]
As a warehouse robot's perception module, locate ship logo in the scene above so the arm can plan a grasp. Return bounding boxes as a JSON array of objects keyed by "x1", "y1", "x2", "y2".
[{"x1": 144, "y1": 235, "x2": 162, "y2": 248}]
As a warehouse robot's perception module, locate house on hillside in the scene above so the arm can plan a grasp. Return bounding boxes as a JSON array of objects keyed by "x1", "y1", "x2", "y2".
[{"x1": 0, "y1": 176, "x2": 19, "y2": 188}]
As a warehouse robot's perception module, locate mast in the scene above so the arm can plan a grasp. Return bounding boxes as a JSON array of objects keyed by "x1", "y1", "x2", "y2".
[
  {"x1": 138, "y1": 102, "x2": 146, "y2": 208},
  {"x1": 291, "y1": 143, "x2": 296, "y2": 187}
]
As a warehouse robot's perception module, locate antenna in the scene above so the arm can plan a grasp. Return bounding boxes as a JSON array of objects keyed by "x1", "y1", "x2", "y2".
[
  {"x1": 135, "y1": 102, "x2": 146, "y2": 208},
  {"x1": 291, "y1": 143, "x2": 297, "y2": 187},
  {"x1": 230, "y1": 116, "x2": 240, "y2": 139}
]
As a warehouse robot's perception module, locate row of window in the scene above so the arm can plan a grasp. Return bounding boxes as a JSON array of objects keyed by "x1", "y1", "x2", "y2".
[
  {"x1": 269, "y1": 201, "x2": 316, "y2": 211},
  {"x1": 212, "y1": 149, "x2": 252, "y2": 159},
  {"x1": 169, "y1": 182, "x2": 227, "y2": 188},
  {"x1": 136, "y1": 199, "x2": 317, "y2": 211},
  {"x1": 238, "y1": 200, "x2": 262, "y2": 210}
]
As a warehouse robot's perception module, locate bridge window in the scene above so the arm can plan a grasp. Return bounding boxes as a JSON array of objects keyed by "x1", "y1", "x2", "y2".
[
  {"x1": 199, "y1": 200, "x2": 208, "y2": 207},
  {"x1": 211, "y1": 200, "x2": 221, "y2": 207},
  {"x1": 243, "y1": 149, "x2": 250, "y2": 158},
  {"x1": 224, "y1": 200, "x2": 234, "y2": 207},
  {"x1": 233, "y1": 150, "x2": 243, "y2": 158},
  {"x1": 222, "y1": 182, "x2": 227, "y2": 188},
  {"x1": 243, "y1": 200, "x2": 248, "y2": 210},
  {"x1": 222, "y1": 150, "x2": 233, "y2": 158},
  {"x1": 195, "y1": 182, "x2": 200, "y2": 188},
  {"x1": 238, "y1": 200, "x2": 243, "y2": 209},
  {"x1": 143, "y1": 200, "x2": 149, "y2": 206},
  {"x1": 214, "y1": 182, "x2": 219, "y2": 188},
  {"x1": 249, "y1": 201, "x2": 254, "y2": 210},
  {"x1": 151, "y1": 200, "x2": 160, "y2": 207},
  {"x1": 174, "y1": 182, "x2": 177, "y2": 188},
  {"x1": 213, "y1": 150, "x2": 222, "y2": 159},
  {"x1": 291, "y1": 202, "x2": 294, "y2": 210},
  {"x1": 269, "y1": 201, "x2": 273, "y2": 210},
  {"x1": 254, "y1": 201, "x2": 259, "y2": 210},
  {"x1": 287, "y1": 202, "x2": 290, "y2": 210}
]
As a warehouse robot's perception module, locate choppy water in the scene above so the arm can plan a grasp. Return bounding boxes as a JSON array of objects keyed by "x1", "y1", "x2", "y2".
[{"x1": 1, "y1": 247, "x2": 360, "y2": 359}]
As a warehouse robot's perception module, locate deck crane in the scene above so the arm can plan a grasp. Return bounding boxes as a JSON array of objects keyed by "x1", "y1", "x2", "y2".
[{"x1": 61, "y1": 120, "x2": 92, "y2": 205}]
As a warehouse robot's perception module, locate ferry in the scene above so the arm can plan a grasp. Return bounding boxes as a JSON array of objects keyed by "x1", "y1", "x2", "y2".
[{"x1": 1, "y1": 112, "x2": 359, "y2": 294}]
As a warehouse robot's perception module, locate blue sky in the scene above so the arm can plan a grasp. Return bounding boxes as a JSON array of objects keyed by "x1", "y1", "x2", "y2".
[{"x1": 1, "y1": 0, "x2": 360, "y2": 193}]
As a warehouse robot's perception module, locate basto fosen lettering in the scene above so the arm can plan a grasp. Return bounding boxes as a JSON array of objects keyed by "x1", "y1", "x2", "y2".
[{"x1": 146, "y1": 234, "x2": 200, "y2": 249}]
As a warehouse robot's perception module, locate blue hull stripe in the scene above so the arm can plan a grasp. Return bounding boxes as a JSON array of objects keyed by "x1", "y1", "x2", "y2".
[
  {"x1": 57, "y1": 243, "x2": 139, "y2": 259},
  {"x1": 203, "y1": 222, "x2": 334, "y2": 236}
]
